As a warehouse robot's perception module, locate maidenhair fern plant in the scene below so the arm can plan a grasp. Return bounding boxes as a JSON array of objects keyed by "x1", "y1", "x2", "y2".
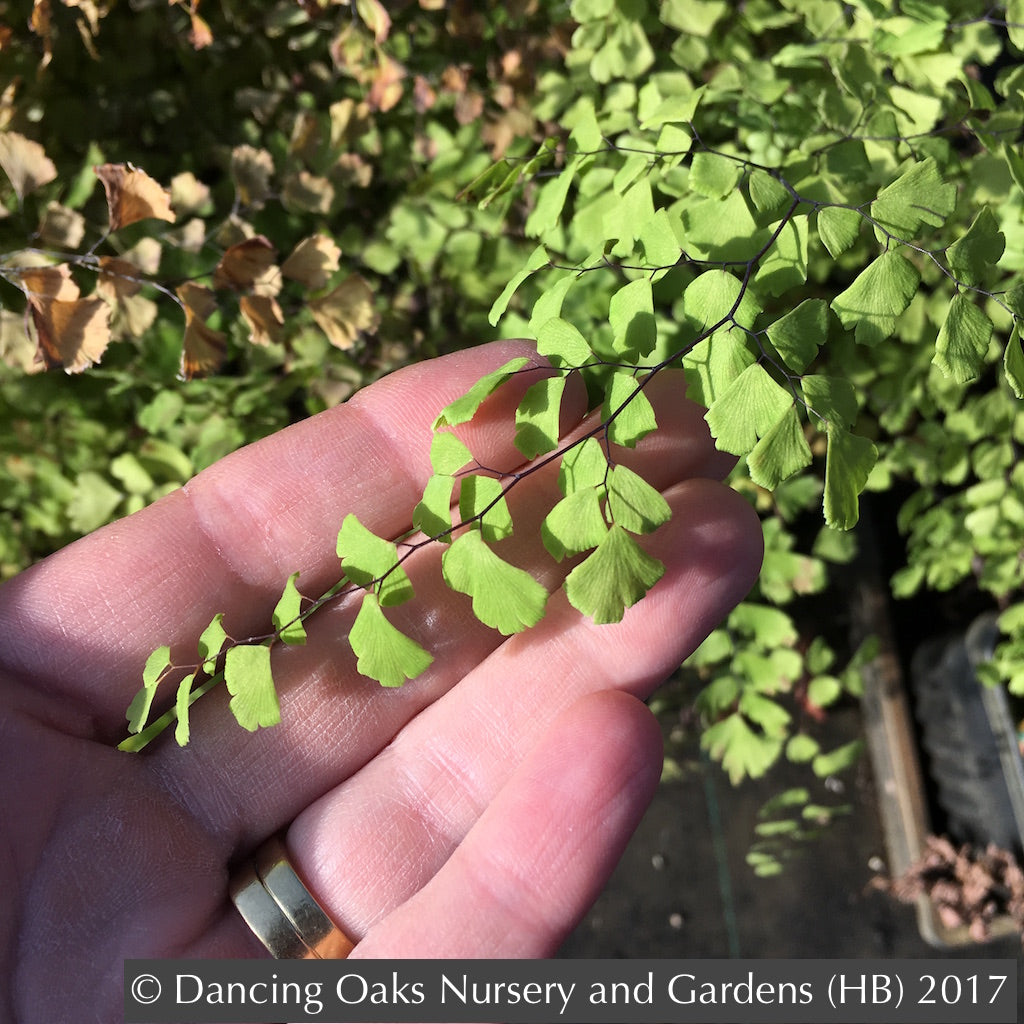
[{"x1": 3, "y1": 2, "x2": 1024, "y2": 810}]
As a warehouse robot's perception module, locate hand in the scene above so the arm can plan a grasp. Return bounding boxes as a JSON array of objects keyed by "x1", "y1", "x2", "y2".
[{"x1": 0, "y1": 340, "x2": 761, "y2": 1021}]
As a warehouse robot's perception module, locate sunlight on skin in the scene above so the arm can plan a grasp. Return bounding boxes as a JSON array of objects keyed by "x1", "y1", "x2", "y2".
[{"x1": 0, "y1": 341, "x2": 761, "y2": 1021}]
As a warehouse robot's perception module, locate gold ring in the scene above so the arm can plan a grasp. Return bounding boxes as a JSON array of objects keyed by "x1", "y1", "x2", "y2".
[{"x1": 229, "y1": 835, "x2": 355, "y2": 959}]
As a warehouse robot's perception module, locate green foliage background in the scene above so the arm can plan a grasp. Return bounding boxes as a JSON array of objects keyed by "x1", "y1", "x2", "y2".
[
  {"x1": 1, "y1": 0, "x2": 558, "y2": 569},
  {"x1": 5, "y1": 0, "x2": 1024, "y2": 872}
]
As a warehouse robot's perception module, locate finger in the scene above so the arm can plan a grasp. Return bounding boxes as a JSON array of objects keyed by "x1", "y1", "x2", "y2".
[
  {"x1": 350, "y1": 690, "x2": 663, "y2": 958},
  {"x1": 349, "y1": 690, "x2": 663, "y2": 957},
  {"x1": 141, "y1": 399, "x2": 755, "y2": 847},
  {"x1": 279, "y1": 479, "x2": 760, "y2": 937},
  {"x1": 0, "y1": 341, "x2": 583, "y2": 724}
]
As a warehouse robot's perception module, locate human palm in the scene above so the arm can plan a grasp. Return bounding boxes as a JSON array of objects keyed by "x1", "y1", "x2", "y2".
[{"x1": 0, "y1": 341, "x2": 761, "y2": 1022}]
